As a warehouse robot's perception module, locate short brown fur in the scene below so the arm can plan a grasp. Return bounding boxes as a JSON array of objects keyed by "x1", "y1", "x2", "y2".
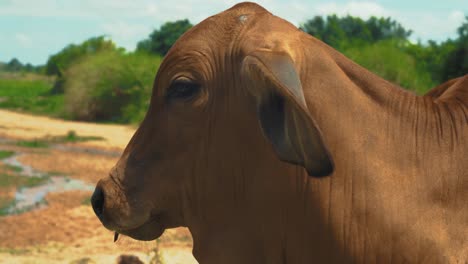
[{"x1": 92, "y1": 2, "x2": 468, "y2": 263}]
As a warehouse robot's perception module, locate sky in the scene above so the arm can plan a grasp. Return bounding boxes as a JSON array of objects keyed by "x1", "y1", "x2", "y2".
[{"x1": 0, "y1": 0, "x2": 466, "y2": 65}]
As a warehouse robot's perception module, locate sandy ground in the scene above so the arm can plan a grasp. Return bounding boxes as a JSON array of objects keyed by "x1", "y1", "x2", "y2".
[
  {"x1": 0, "y1": 109, "x2": 198, "y2": 264},
  {"x1": 0, "y1": 109, "x2": 135, "y2": 151}
]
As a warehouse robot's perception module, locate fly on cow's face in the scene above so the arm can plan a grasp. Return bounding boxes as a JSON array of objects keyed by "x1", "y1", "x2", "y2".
[{"x1": 166, "y1": 77, "x2": 201, "y2": 102}]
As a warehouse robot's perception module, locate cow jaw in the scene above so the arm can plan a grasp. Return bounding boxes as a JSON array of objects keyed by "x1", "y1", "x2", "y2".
[{"x1": 114, "y1": 213, "x2": 165, "y2": 241}]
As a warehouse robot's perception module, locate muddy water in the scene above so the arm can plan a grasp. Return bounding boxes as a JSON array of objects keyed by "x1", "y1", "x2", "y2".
[{"x1": 2, "y1": 154, "x2": 95, "y2": 214}]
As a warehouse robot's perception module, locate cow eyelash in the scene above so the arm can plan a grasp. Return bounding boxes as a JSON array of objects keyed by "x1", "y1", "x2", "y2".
[{"x1": 166, "y1": 79, "x2": 201, "y2": 101}]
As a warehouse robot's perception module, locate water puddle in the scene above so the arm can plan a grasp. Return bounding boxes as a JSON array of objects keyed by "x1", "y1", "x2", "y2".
[{"x1": 2, "y1": 154, "x2": 95, "y2": 214}]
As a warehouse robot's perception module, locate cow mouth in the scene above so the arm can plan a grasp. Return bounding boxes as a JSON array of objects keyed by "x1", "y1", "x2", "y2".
[{"x1": 115, "y1": 213, "x2": 165, "y2": 241}]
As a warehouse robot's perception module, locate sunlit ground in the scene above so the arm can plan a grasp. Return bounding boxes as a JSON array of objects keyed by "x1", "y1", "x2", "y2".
[{"x1": 0, "y1": 109, "x2": 197, "y2": 264}]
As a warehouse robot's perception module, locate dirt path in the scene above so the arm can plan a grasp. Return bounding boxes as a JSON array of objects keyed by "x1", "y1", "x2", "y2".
[{"x1": 0, "y1": 109, "x2": 198, "y2": 264}]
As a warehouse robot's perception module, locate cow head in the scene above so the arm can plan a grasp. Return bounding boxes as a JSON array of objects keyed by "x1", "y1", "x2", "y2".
[{"x1": 91, "y1": 2, "x2": 333, "y2": 241}]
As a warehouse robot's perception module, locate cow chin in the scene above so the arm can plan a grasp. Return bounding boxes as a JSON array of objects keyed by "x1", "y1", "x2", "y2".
[{"x1": 118, "y1": 215, "x2": 165, "y2": 241}]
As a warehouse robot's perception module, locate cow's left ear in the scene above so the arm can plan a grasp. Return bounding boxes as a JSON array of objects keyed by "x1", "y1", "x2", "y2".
[{"x1": 241, "y1": 49, "x2": 334, "y2": 177}]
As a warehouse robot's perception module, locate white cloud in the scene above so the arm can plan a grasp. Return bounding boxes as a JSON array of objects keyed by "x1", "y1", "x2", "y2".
[
  {"x1": 0, "y1": 0, "x2": 88, "y2": 18},
  {"x1": 397, "y1": 10, "x2": 466, "y2": 42},
  {"x1": 448, "y1": 10, "x2": 465, "y2": 24},
  {"x1": 314, "y1": 1, "x2": 388, "y2": 19},
  {"x1": 0, "y1": 0, "x2": 170, "y2": 18},
  {"x1": 100, "y1": 21, "x2": 150, "y2": 50},
  {"x1": 15, "y1": 33, "x2": 32, "y2": 47}
]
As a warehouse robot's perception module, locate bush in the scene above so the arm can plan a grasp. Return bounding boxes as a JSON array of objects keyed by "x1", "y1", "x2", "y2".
[
  {"x1": 63, "y1": 51, "x2": 161, "y2": 123},
  {"x1": 342, "y1": 40, "x2": 435, "y2": 94},
  {"x1": 46, "y1": 36, "x2": 117, "y2": 76}
]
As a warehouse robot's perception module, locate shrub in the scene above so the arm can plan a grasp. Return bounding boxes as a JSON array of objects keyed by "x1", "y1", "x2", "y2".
[
  {"x1": 63, "y1": 51, "x2": 161, "y2": 123},
  {"x1": 343, "y1": 40, "x2": 435, "y2": 94}
]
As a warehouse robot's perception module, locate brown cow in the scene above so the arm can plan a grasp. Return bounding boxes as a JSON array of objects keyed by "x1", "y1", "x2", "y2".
[{"x1": 91, "y1": 2, "x2": 468, "y2": 263}]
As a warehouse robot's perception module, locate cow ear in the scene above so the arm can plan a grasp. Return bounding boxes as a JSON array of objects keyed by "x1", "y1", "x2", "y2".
[{"x1": 241, "y1": 50, "x2": 334, "y2": 177}]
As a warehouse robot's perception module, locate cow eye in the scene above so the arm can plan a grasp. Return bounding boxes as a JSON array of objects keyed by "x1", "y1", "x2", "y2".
[{"x1": 166, "y1": 78, "x2": 200, "y2": 101}]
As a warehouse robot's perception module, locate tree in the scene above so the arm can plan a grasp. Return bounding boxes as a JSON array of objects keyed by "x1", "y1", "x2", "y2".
[
  {"x1": 137, "y1": 19, "x2": 193, "y2": 55},
  {"x1": 45, "y1": 36, "x2": 119, "y2": 94},
  {"x1": 6, "y1": 58, "x2": 23, "y2": 72},
  {"x1": 45, "y1": 36, "x2": 117, "y2": 76},
  {"x1": 441, "y1": 16, "x2": 468, "y2": 81},
  {"x1": 405, "y1": 16, "x2": 468, "y2": 83},
  {"x1": 300, "y1": 15, "x2": 412, "y2": 50}
]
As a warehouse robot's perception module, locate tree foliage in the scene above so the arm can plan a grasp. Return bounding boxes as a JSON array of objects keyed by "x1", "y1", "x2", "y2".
[
  {"x1": 343, "y1": 40, "x2": 434, "y2": 93},
  {"x1": 63, "y1": 51, "x2": 161, "y2": 122},
  {"x1": 442, "y1": 16, "x2": 468, "y2": 81},
  {"x1": 0, "y1": 58, "x2": 42, "y2": 73},
  {"x1": 2, "y1": 15, "x2": 466, "y2": 125},
  {"x1": 45, "y1": 36, "x2": 117, "y2": 76},
  {"x1": 300, "y1": 15, "x2": 412, "y2": 50},
  {"x1": 405, "y1": 16, "x2": 468, "y2": 84},
  {"x1": 137, "y1": 19, "x2": 193, "y2": 55}
]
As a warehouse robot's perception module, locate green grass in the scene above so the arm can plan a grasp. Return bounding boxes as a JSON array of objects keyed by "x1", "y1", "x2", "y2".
[
  {"x1": 0, "y1": 150, "x2": 14, "y2": 159},
  {"x1": 342, "y1": 40, "x2": 436, "y2": 94},
  {"x1": 0, "y1": 173, "x2": 50, "y2": 188},
  {"x1": 55, "y1": 130, "x2": 104, "y2": 143},
  {"x1": 16, "y1": 139, "x2": 49, "y2": 148},
  {"x1": 0, "y1": 197, "x2": 15, "y2": 216},
  {"x1": 5, "y1": 164, "x2": 22, "y2": 173},
  {"x1": 0, "y1": 247, "x2": 30, "y2": 255},
  {"x1": 15, "y1": 131, "x2": 103, "y2": 148},
  {"x1": 0, "y1": 171, "x2": 50, "y2": 215},
  {"x1": 0, "y1": 78, "x2": 64, "y2": 117}
]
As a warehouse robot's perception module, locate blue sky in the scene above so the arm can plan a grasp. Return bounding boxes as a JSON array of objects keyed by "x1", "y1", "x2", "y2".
[{"x1": 0, "y1": 0, "x2": 466, "y2": 65}]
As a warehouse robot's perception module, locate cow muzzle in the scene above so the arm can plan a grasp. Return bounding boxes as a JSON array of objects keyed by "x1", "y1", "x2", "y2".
[
  {"x1": 91, "y1": 178, "x2": 165, "y2": 241},
  {"x1": 91, "y1": 184, "x2": 105, "y2": 222},
  {"x1": 91, "y1": 178, "x2": 140, "y2": 231}
]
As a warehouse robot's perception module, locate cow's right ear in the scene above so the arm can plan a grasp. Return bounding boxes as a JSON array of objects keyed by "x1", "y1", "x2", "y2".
[{"x1": 241, "y1": 49, "x2": 334, "y2": 177}]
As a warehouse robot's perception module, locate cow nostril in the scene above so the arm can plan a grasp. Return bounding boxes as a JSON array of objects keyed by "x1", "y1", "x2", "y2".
[{"x1": 91, "y1": 185, "x2": 105, "y2": 220}]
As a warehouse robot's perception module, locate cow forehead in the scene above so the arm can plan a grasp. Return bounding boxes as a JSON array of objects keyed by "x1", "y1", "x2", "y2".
[
  {"x1": 166, "y1": 3, "x2": 295, "y2": 75},
  {"x1": 178, "y1": 2, "x2": 270, "y2": 41}
]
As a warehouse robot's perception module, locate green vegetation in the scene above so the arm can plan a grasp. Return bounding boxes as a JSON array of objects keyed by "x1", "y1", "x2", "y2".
[
  {"x1": 0, "y1": 15, "x2": 466, "y2": 124},
  {"x1": 300, "y1": 15, "x2": 411, "y2": 51},
  {"x1": 342, "y1": 40, "x2": 435, "y2": 94},
  {"x1": 16, "y1": 139, "x2": 49, "y2": 148},
  {"x1": 0, "y1": 76, "x2": 63, "y2": 117},
  {"x1": 15, "y1": 131, "x2": 104, "y2": 148},
  {"x1": 301, "y1": 15, "x2": 467, "y2": 90},
  {"x1": 0, "y1": 172, "x2": 49, "y2": 188},
  {"x1": 0, "y1": 150, "x2": 14, "y2": 159},
  {"x1": 63, "y1": 51, "x2": 161, "y2": 122},
  {"x1": 0, "y1": 58, "x2": 43, "y2": 73},
  {"x1": 0, "y1": 247, "x2": 31, "y2": 255},
  {"x1": 0, "y1": 196, "x2": 15, "y2": 216},
  {"x1": 46, "y1": 36, "x2": 121, "y2": 94},
  {"x1": 0, "y1": 164, "x2": 50, "y2": 215},
  {"x1": 46, "y1": 36, "x2": 118, "y2": 76},
  {"x1": 137, "y1": 19, "x2": 193, "y2": 55},
  {"x1": 5, "y1": 164, "x2": 22, "y2": 173},
  {"x1": 59, "y1": 130, "x2": 104, "y2": 143}
]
